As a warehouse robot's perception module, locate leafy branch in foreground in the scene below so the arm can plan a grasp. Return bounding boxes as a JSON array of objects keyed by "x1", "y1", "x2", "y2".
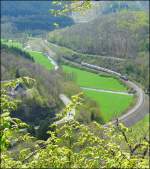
[
  {"x1": 50, "y1": 0, "x2": 93, "y2": 16},
  {"x1": 56, "y1": 92, "x2": 83, "y2": 119},
  {"x1": 0, "y1": 77, "x2": 35, "y2": 151},
  {"x1": 1, "y1": 79, "x2": 149, "y2": 168}
]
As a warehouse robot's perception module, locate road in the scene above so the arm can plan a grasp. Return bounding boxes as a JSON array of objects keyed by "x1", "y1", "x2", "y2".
[
  {"x1": 113, "y1": 80, "x2": 147, "y2": 127},
  {"x1": 24, "y1": 40, "x2": 75, "y2": 125},
  {"x1": 54, "y1": 94, "x2": 75, "y2": 125}
]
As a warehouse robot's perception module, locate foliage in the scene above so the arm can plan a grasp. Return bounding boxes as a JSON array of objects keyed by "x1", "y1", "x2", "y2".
[
  {"x1": 1, "y1": 45, "x2": 63, "y2": 138},
  {"x1": 130, "y1": 114, "x2": 149, "y2": 142},
  {"x1": 1, "y1": 1, "x2": 74, "y2": 38},
  {"x1": 1, "y1": 41, "x2": 34, "y2": 62},
  {"x1": 1, "y1": 84, "x2": 149, "y2": 168},
  {"x1": 1, "y1": 2, "x2": 149, "y2": 168},
  {"x1": 0, "y1": 77, "x2": 35, "y2": 151},
  {"x1": 48, "y1": 11, "x2": 148, "y2": 58},
  {"x1": 50, "y1": 1, "x2": 93, "y2": 16}
]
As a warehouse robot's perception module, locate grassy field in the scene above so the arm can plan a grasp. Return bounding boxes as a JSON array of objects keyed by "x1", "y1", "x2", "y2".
[
  {"x1": 1, "y1": 39, "x2": 23, "y2": 49},
  {"x1": 84, "y1": 90, "x2": 133, "y2": 122},
  {"x1": 63, "y1": 65, "x2": 127, "y2": 91},
  {"x1": 63, "y1": 65, "x2": 133, "y2": 122},
  {"x1": 28, "y1": 51, "x2": 53, "y2": 70}
]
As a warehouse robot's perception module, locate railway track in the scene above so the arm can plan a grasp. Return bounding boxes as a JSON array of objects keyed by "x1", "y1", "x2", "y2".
[
  {"x1": 56, "y1": 56, "x2": 148, "y2": 127},
  {"x1": 2, "y1": 39, "x2": 148, "y2": 127}
]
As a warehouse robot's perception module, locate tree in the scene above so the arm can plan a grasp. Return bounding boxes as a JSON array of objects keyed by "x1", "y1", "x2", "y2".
[
  {"x1": 1, "y1": 82, "x2": 149, "y2": 168},
  {"x1": 50, "y1": 1, "x2": 93, "y2": 16}
]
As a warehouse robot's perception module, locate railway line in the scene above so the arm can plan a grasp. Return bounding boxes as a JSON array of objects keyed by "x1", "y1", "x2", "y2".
[
  {"x1": 58, "y1": 56, "x2": 148, "y2": 127},
  {"x1": 41, "y1": 40, "x2": 149, "y2": 127}
]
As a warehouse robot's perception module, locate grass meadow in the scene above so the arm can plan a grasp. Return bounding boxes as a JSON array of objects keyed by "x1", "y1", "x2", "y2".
[
  {"x1": 63, "y1": 65, "x2": 127, "y2": 91},
  {"x1": 28, "y1": 51, "x2": 53, "y2": 70},
  {"x1": 1, "y1": 39, "x2": 53, "y2": 70},
  {"x1": 84, "y1": 90, "x2": 133, "y2": 122},
  {"x1": 63, "y1": 65, "x2": 134, "y2": 122},
  {"x1": 1, "y1": 39, "x2": 23, "y2": 48}
]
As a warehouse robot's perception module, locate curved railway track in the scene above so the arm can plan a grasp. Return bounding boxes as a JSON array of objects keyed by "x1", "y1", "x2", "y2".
[{"x1": 1, "y1": 40, "x2": 148, "y2": 127}]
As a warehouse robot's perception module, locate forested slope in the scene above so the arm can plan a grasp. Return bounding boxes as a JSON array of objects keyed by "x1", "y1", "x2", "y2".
[
  {"x1": 1, "y1": 1, "x2": 74, "y2": 38},
  {"x1": 71, "y1": 1, "x2": 148, "y2": 23},
  {"x1": 48, "y1": 11, "x2": 149, "y2": 91},
  {"x1": 48, "y1": 11, "x2": 149, "y2": 58},
  {"x1": 1, "y1": 45, "x2": 64, "y2": 139}
]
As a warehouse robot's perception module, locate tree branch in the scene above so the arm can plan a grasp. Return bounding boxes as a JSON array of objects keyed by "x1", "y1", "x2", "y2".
[
  {"x1": 116, "y1": 119, "x2": 133, "y2": 155},
  {"x1": 22, "y1": 144, "x2": 47, "y2": 163}
]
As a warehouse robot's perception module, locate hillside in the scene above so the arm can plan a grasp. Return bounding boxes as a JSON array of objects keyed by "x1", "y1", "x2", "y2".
[
  {"x1": 2, "y1": 1, "x2": 148, "y2": 39},
  {"x1": 48, "y1": 11, "x2": 149, "y2": 58},
  {"x1": 48, "y1": 11, "x2": 149, "y2": 91},
  {"x1": 1, "y1": 1, "x2": 74, "y2": 38},
  {"x1": 71, "y1": 1, "x2": 149, "y2": 23},
  {"x1": 1, "y1": 43, "x2": 106, "y2": 137},
  {"x1": 1, "y1": 45, "x2": 64, "y2": 139}
]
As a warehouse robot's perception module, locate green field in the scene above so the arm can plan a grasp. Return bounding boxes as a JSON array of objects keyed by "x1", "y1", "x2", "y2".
[
  {"x1": 63, "y1": 65, "x2": 133, "y2": 122},
  {"x1": 27, "y1": 51, "x2": 53, "y2": 70},
  {"x1": 84, "y1": 90, "x2": 133, "y2": 122},
  {"x1": 1, "y1": 39, "x2": 23, "y2": 49},
  {"x1": 63, "y1": 65, "x2": 127, "y2": 91}
]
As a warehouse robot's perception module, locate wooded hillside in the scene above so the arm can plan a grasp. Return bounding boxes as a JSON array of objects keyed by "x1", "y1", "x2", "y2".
[{"x1": 48, "y1": 11, "x2": 149, "y2": 58}]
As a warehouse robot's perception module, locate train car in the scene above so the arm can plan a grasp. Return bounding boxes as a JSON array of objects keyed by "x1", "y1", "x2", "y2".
[
  {"x1": 120, "y1": 75, "x2": 128, "y2": 81},
  {"x1": 81, "y1": 62, "x2": 121, "y2": 77}
]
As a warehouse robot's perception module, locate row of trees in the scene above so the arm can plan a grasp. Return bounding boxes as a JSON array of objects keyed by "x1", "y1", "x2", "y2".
[{"x1": 1, "y1": 43, "x2": 34, "y2": 62}]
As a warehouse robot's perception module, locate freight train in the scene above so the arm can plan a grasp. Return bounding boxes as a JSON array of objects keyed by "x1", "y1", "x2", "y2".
[{"x1": 81, "y1": 62, "x2": 128, "y2": 81}]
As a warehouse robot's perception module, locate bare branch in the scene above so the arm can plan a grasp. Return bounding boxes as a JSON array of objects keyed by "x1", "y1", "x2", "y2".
[{"x1": 116, "y1": 119, "x2": 133, "y2": 155}]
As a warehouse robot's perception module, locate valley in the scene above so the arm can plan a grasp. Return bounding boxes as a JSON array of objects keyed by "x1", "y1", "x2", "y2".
[
  {"x1": 1, "y1": 2, "x2": 149, "y2": 168},
  {"x1": 3, "y1": 38, "x2": 148, "y2": 126},
  {"x1": 25, "y1": 37, "x2": 149, "y2": 127}
]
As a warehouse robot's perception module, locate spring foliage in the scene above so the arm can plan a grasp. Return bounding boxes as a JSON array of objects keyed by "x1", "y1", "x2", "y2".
[{"x1": 1, "y1": 78, "x2": 149, "y2": 168}]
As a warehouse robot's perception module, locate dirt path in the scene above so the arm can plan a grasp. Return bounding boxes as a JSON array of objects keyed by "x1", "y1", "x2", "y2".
[{"x1": 81, "y1": 87, "x2": 133, "y2": 96}]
